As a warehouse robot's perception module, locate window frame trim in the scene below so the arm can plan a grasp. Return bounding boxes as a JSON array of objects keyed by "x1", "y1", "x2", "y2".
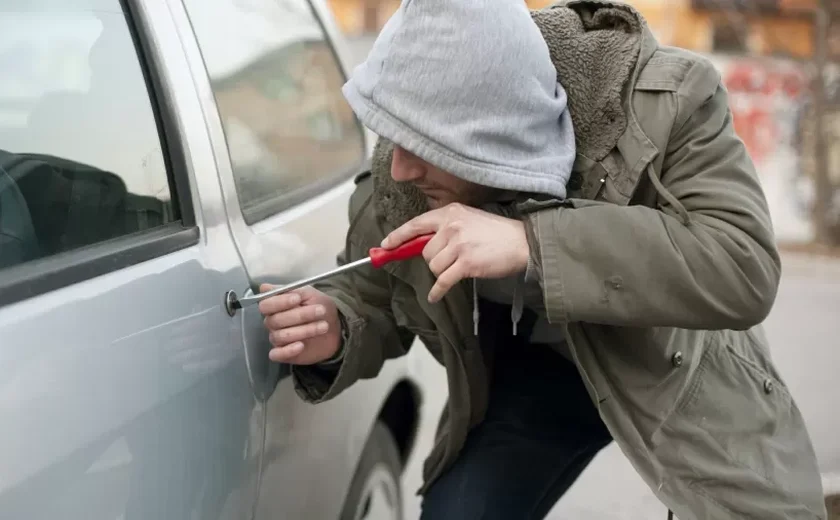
[
  {"x1": 125, "y1": 0, "x2": 196, "y2": 228},
  {"x1": 181, "y1": 0, "x2": 369, "y2": 226},
  {"x1": 0, "y1": 0, "x2": 200, "y2": 308}
]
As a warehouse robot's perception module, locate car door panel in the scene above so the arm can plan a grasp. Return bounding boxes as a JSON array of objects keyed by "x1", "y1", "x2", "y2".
[
  {"x1": 172, "y1": 0, "x2": 366, "y2": 400},
  {"x1": 0, "y1": 1, "x2": 264, "y2": 518},
  {"x1": 0, "y1": 252, "x2": 259, "y2": 520},
  {"x1": 173, "y1": 0, "x2": 422, "y2": 517}
]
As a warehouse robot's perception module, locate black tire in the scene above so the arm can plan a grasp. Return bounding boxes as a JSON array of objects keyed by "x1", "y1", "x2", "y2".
[{"x1": 340, "y1": 421, "x2": 403, "y2": 520}]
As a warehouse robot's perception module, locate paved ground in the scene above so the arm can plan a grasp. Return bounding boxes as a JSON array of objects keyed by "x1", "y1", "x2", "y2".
[{"x1": 398, "y1": 252, "x2": 840, "y2": 519}]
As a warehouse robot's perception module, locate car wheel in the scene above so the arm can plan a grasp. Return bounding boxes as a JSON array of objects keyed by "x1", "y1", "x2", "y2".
[{"x1": 340, "y1": 421, "x2": 403, "y2": 520}]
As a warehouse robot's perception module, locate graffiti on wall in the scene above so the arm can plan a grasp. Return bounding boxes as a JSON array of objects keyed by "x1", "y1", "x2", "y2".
[
  {"x1": 707, "y1": 54, "x2": 814, "y2": 242},
  {"x1": 719, "y1": 58, "x2": 808, "y2": 164}
]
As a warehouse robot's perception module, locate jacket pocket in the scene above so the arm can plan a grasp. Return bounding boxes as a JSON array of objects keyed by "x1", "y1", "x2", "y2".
[
  {"x1": 658, "y1": 334, "x2": 824, "y2": 517},
  {"x1": 674, "y1": 337, "x2": 793, "y2": 480}
]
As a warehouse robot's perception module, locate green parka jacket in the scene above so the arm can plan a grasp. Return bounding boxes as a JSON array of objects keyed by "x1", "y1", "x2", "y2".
[{"x1": 293, "y1": 2, "x2": 826, "y2": 518}]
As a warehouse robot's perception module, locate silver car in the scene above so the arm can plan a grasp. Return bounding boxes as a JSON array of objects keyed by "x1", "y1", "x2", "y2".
[{"x1": 0, "y1": 0, "x2": 425, "y2": 518}]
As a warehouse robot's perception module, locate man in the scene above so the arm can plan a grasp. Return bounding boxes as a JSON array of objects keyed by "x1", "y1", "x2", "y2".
[{"x1": 259, "y1": 0, "x2": 827, "y2": 518}]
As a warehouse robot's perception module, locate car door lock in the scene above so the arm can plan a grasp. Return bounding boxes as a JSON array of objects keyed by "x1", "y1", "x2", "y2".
[{"x1": 224, "y1": 290, "x2": 238, "y2": 317}]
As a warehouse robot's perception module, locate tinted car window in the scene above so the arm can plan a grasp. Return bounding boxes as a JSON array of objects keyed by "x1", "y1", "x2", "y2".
[
  {"x1": 182, "y1": 0, "x2": 365, "y2": 224},
  {"x1": 0, "y1": 0, "x2": 175, "y2": 270}
]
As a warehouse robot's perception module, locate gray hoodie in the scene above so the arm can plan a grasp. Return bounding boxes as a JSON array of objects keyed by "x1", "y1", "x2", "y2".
[
  {"x1": 341, "y1": 0, "x2": 575, "y2": 199},
  {"x1": 342, "y1": 0, "x2": 575, "y2": 353}
]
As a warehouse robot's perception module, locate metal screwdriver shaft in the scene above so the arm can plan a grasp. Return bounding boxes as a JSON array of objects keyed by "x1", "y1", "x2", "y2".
[{"x1": 230, "y1": 234, "x2": 433, "y2": 309}]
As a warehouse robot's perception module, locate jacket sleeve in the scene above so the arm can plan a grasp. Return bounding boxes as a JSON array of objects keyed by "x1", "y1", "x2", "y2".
[
  {"x1": 292, "y1": 179, "x2": 414, "y2": 403},
  {"x1": 526, "y1": 73, "x2": 781, "y2": 331}
]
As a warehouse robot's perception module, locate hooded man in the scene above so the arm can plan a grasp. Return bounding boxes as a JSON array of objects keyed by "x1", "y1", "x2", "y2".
[{"x1": 259, "y1": 0, "x2": 827, "y2": 518}]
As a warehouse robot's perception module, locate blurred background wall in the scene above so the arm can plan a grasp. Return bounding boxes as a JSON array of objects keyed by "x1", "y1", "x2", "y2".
[{"x1": 327, "y1": 0, "x2": 840, "y2": 250}]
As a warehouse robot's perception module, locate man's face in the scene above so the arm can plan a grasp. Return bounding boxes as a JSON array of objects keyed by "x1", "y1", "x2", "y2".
[{"x1": 390, "y1": 145, "x2": 496, "y2": 209}]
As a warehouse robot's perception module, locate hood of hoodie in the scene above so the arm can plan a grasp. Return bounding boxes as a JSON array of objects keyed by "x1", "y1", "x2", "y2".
[
  {"x1": 361, "y1": 0, "x2": 651, "y2": 231},
  {"x1": 342, "y1": 0, "x2": 575, "y2": 202}
]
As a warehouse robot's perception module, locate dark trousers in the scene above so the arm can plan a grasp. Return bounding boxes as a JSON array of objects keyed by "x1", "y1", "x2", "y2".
[{"x1": 420, "y1": 308, "x2": 613, "y2": 520}]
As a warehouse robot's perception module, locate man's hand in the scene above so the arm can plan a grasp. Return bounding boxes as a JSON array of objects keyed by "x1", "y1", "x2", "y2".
[
  {"x1": 259, "y1": 285, "x2": 342, "y2": 364},
  {"x1": 382, "y1": 203, "x2": 530, "y2": 303}
]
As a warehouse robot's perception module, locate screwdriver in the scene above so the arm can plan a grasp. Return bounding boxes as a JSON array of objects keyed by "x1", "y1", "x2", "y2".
[{"x1": 229, "y1": 234, "x2": 433, "y2": 309}]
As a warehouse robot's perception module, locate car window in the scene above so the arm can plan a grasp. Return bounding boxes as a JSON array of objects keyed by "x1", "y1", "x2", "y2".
[
  {"x1": 0, "y1": 0, "x2": 176, "y2": 271},
  {"x1": 182, "y1": 0, "x2": 366, "y2": 224}
]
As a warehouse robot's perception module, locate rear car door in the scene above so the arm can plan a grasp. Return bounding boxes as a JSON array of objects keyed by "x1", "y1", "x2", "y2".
[{"x1": 0, "y1": 1, "x2": 262, "y2": 518}]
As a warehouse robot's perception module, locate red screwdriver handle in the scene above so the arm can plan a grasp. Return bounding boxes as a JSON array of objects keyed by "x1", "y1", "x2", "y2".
[{"x1": 369, "y1": 234, "x2": 434, "y2": 268}]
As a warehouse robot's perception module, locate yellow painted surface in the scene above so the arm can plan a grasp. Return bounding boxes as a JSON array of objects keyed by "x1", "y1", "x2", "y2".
[
  {"x1": 753, "y1": 17, "x2": 813, "y2": 57},
  {"x1": 326, "y1": 0, "x2": 359, "y2": 33},
  {"x1": 328, "y1": 0, "x2": 815, "y2": 58}
]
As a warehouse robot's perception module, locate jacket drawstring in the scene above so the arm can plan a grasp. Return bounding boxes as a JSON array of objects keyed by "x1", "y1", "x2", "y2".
[
  {"x1": 472, "y1": 278, "x2": 524, "y2": 337},
  {"x1": 646, "y1": 164, "x2": 690, "y2": 225},
  {"x1": 472, "y1": 278, "x2": 480, "y2": 336},
  {"x1": 511, "y1": 278, "x2": 524, "y2": 336}
]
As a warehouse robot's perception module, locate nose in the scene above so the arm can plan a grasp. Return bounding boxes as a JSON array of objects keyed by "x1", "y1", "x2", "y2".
[{"x1": 391, "y1": 145, "x2": 424, "y2": 182}]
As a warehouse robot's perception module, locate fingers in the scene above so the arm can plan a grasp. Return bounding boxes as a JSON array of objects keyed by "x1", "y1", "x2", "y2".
[
  {"x1": 418, "y1": 212, "x2": 464, "y2": 295},
  {"x1": 421, "y1": 213, "x2": 467, "y2": 273},
  {"x1": 427, "y1": 243, "x2": 458, "y2": 277},
  {"x1": 381, "y1": 206, "x2": 453, "y2": 249},
  {"x1": 257, "y1": 287, "x2": 308, "y2": 315},
  {"x1": 421, "y1": 228, "x2": 448, "y2": 262},
  {"x1": 382, "y1": 222, "x2": 427, "y2": 250},
  {"x1": 268, "y1": 342, "x2": 305, "y2": 363},
  {"x1": 264, "y1": 303, "x2": 327, "y2": 330},
  {"x1": 269, "y1": 320, "x2": 330, "y2": 347},
  {"x1": 428, "y1": 261, "x2": 466, "y2": 303}
]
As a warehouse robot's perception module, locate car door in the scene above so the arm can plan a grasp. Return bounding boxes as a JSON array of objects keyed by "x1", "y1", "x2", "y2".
[
  {"x1": 172, "y1": 0, "x2": 367, "y2": 399},
  {"x1": 0, "y1": 1, "x2": 262, "y2": 519},
  {"x1": 170, "y1": 0, "x2": 389, "y2": 517}
]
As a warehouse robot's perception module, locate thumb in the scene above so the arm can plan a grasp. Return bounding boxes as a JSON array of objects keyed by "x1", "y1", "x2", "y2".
[{"x1": 259, "y1": 283, "x2": 274, "y2": 293}]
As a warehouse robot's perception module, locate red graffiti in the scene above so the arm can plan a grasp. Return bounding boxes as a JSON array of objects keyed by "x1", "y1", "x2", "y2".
[
  {"x1": 724, "y1": 62, "x2": 806, "y2": 98},
  {"x1": 730, "y1": 106, "x2": 779, "y2": 164},
  {"x1": 721, "y1": 60, "x2": 807, "y2": 164}
]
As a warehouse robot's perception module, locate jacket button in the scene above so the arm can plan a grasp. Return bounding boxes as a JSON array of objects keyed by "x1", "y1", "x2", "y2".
[
  {"x1": 671, "y1": 352, "x2": 683, "y2": 368},
  {"x1": 763, "y1": 379, "x2": 774, "y2": 394}
]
